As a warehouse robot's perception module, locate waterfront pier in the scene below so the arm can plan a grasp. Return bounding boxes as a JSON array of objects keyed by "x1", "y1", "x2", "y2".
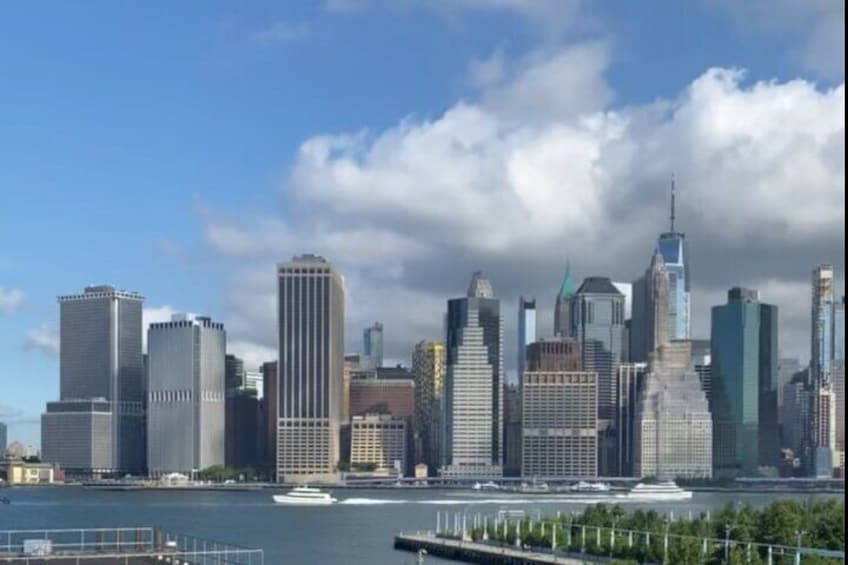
[{"x1": 0, "y1": 527, "x2": 263, "y2": 564}]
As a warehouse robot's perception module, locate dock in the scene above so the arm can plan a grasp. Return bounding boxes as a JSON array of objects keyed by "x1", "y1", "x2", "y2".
[
  {"x1": 394, "y1": 532, "x2": 605, "y2": 564},
  {"x1": 0, "y1": 527, "x2": 263, "y2": 564}
]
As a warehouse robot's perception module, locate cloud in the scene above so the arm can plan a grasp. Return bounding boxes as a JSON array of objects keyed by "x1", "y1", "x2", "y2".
[
  {"x1": 707, "y1": 0, "x2": 845, "y2": 80},
  {"x1": 23, "y1": 326, "x2": 59, "y2": 358},
  {"x1": 199, "y1": 42, "x2": 844, "y2": 370},
  {"x1": 0, "y1": 287, "x2": 25, "y2": 314},
  {"x1": 250, "y1": 21, "x2": 310, "y2": 45}
]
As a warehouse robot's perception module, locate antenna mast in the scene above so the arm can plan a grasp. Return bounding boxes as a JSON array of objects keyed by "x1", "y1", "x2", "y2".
[{"x1": 669, "y1": 173, "x2": 676, "y2": 233}]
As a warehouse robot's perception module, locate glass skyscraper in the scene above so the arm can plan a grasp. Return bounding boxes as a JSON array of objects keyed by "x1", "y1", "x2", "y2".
[
  {"x1": 710, "y1": 287, "x2": 778, "y2": 477},
  {"x1": 657, "y1": 232, "x2": 690, "y2": 340},
  {"x1": 362, "y1": 322, "x2": 384, "y2": 370}
]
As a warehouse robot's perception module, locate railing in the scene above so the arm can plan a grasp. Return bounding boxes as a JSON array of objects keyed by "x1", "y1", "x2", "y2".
[
  {"x1": 425, "y1": 512, "x2": 846, "y2": 564},
  {"x1": 0, "y1": 527, "x2": 264, "y2": 564}
]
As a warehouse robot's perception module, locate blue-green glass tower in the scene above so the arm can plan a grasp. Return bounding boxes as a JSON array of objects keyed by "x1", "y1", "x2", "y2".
[{"x1": 711, "y1": 287, "x2": 778, "y2": 477}]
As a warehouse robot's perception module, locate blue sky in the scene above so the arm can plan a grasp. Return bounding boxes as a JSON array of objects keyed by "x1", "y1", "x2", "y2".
[{"x1": 1, "y1": 1, "x2": 844, "y2": 448}]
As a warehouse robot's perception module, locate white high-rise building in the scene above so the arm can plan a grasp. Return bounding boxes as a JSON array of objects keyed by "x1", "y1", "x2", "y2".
[
  {"x1": 440, "y1": 271, "x2": 503, "y2": 478},
  {"x1": 147, "y1": 314, "x2": 226, "y2": 478}
]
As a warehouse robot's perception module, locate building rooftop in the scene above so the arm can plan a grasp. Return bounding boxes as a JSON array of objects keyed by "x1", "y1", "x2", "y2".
[{"x1": 576, "y1": 277, "x2": 621, "y2": 295}]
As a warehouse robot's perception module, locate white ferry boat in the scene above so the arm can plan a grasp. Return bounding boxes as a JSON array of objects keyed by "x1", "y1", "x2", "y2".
[
  {"x1": 626, "y1": 481, "x2": 692, "y2": 501},
  {"x1": 472, "y1": 481, "x2": 501, "y2": 491},
  {"x1": 272, "y1": 486, "x2": 337, "y2": 505}
]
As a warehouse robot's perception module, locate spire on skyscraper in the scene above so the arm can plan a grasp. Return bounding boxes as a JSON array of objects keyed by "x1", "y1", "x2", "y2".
[
  {"x1": 558, "y1": 260, "x2": 575, "y2": 298},
  {"x1": 467, "y1": 270, "x2": 494, "y2": 298},
  {"x1": 669, "y1": 173, "x2": 676, "y2": 233}
]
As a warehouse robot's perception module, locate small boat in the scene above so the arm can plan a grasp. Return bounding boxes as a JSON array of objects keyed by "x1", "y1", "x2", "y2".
[
  {"x1": 272, "y1": 486, "x2": 337, "y2": 505},
  {"x1": 626, "y1": 481, "x2": 693, "y2": 501},
  {"x1": 519, "y1": 481, "x2": 550, "y2": 493}
]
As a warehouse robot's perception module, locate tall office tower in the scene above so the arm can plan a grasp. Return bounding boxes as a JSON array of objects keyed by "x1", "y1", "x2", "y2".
[
  {"x1": 260, "y1": 361, "x2": 278, "y2": 478},
  {"x1": 503, "y1": 384, "x2": 522, "y2": 477},
  {"x1": 362, "y1": 322, "x2": 384, "y2": 370},
  {"x1": 634, "y1": 341, "x2": 712, "y2": 479},
  {"x1": 613, "y1": 282, "x2": 632, "y2": 362},
  {"x1": 811, "y1": 265, "x2": 835, "y2": 385},
  {"x1": 570, "y1": 277, "x2": 625, "y2": 476},
  {"x1": 711, "y1": 288, "x2": 778, "y2": 477},
  {"x1": 630, "y1": 249, "x2": 671, "y2": 363},
  {"x1": 517, "y1": 297, "x2": 536, "y2": 387},
  {"x1": 657, "y1": 178, "x2": 691, "y2": 340},
  {"x1": 616, "y1": 362, "x2": 648, "y2": 477},
  {"x1": 0, "y1": 422, "x2": 6, "y2": 453},
  {"x1": 691, "y1": 340, "x2": 712, "y2": 405},
  {"x1": 832, "y1": 361, "x2": 845, "y2": 476},
  {"x1": 146, "y1": 314, "x2": 226, "y2": 477},
  {"x1": 526, "y1": 338, "x2": 582, "y2": 372},
  {"x1": 441, "y1": 271, "x2": 503, "y2": 478},
  {"x1": 225, "y1": 354, "x2": 245, "y2": 390},
  {"x1": 522, "y1": 371, "x2": 598, "y2": 478},
  {"x1": 781, "y1": 370, "x2": 810, "y2": 462},
  {"x1": 553, "y1": 261, "x2": 575, "y2": 337},
  {"x1": 342, "y1": 354, "x2": 361, "y2": 424},
  {"x1": 276, "y1": 255, "x2": 344, "y2": 482},
  {"x1": 244, "y1": 370, "x2": 264, "y2": 399},
  {"x1": 225, "y1": 388, "x2": 262, "y2": 471},
  {"x1": 813, "y1": 387, "x2": 836, "y2": 477},
  {"x1": 412, "y1": 341, "x2": 445, "y2": 472},
  {"x1": 776, "y1": 359, "x2": 801, "y2": 418},
  {"x1": 41, "y1": 285, "x2": 144, "y2": 477}
]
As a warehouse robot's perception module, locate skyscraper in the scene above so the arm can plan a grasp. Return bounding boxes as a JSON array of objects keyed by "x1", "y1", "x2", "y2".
[
  {"x1": 147, "y1": 314, "x2": 226, "y2": 477},
  {"x1": 41, "y1": 285, "x2": 145, "y2": 476},
  {"x1": 631, "y1": 249, "x2": 671, "y2": 363},
  {"x1": 0, "y1": 422, "x2": 6, "y2": 454},
  {"x1": 225, "y1": 354, "x2": 245, "y2": 390},
  {"x1": 634, "y1": 341, "x2": 712, "y2": 479},
  {"x1": 711, "y1": 287, "x2": 778, "y2": 477},
  {"x1": 553, "y1": 261, "x2": 575, "y2": 337},
  {"x1": 616, "y1": 362, "x2": 648, "y2": 477},
  {"x1": 656, "y1": 178, "x2": 691, "y2": 340},
  {"x1": 441, "y1": 271, "x2": 503, "y2": 477},
  {"x1": 811, "y1": 265, "x2": 835, "y2": 385},
  {"x1": 276, "y1": 255, "x2": 345, "y2": 482},
  {"x1": 362, "y1": 322, "x2": 384, "y2": 370},
  {"x1": 567, "y1": 278, "x2": 624, "y2": 475},
  {"x1": 517, "y1": 297, "x2": 536, "y2": 387},
  {"x1": 412, "y1": 341, "x2": 445, "y2": 473}
]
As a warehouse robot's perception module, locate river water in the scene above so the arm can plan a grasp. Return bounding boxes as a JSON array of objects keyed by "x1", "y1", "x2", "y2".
[{"x1": 0, "y1": 486, "x2": 840, "y2": 564}]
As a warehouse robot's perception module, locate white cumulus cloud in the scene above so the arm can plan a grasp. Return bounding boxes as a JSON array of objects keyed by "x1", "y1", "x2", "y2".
[{"x1": 0, "y1": 287, "x2": 25, "y2": 314}]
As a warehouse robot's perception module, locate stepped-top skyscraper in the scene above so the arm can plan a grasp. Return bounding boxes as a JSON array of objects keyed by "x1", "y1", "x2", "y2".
[
  {"x1": 441, "y1": 271, "x2": 503, "y2": 477},
  {"x1": 41, "y1": 285, "x2": 145, "y2": 476},
  {"x1": 656, "y1": 178, "x2": 690, "y2": 340},
  {"x1": 276, "y1": 255, "x2": 345, "y2": 482},
  {"x1": 554, "y1": 261, "x2": 575, "y2": 337}
]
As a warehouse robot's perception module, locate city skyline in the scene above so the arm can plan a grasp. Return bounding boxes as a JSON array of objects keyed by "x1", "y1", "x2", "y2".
[{"x1": 1, "y1": 2, "x2": 845, "y2": 450}]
